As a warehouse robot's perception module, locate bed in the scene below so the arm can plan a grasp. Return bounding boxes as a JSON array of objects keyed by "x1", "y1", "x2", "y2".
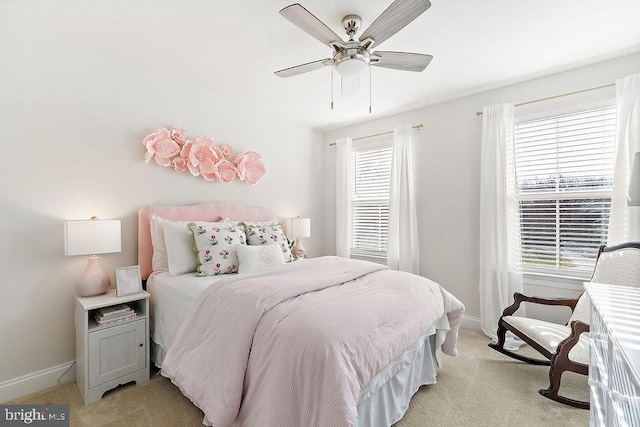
[{"x1": 138, "y1": 202, "x2": 465, "y2": 427}]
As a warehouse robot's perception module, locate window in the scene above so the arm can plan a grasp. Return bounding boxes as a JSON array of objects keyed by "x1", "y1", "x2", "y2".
[
  {"x1": 351, "y1": 143, "x2": 393, "y2": 258},
  {"x1": 514, "y1": 106, "x2": 616, "y2": 278}
]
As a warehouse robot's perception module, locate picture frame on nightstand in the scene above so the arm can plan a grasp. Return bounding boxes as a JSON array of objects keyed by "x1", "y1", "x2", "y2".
[{"x1": 115, "y1": 265, "x2": 143, "y2": 296}]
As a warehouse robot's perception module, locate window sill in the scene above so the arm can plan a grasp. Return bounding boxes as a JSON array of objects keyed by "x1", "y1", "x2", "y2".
[
  {"x1": 523, "y1": 271, "x2": 589, "y2": 292},
  {"x1": 350, "y1": 253, "x2": 387, "y2": 265}
]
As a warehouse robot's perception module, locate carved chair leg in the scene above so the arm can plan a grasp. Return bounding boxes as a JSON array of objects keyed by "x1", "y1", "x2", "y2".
[
  {"x1": 494, "y1": 319, "x2": 508, "y2": 350},
  {"x1": 540, "y1": 353, "x2": 563, "y2": 399},
  {"x1": 538, "y1": 351, "x2": 589, "y2": 409}
]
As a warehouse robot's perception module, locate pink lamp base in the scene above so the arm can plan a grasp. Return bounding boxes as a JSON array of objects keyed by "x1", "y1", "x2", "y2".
[
  {"x1": 292, "y1": 238, "x2": 306, "y2": 259},
  {"x1": 76, "y1": 256, "x2": 110, "y2": 297}
]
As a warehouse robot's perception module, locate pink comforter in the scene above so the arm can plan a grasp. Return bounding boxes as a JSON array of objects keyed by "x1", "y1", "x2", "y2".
[{"x1": 161, "y1": 256, "x2": 465, "y2": 427}]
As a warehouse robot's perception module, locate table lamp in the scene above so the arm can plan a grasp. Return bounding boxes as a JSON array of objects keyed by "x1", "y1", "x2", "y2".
[
  {"x1": 286, "y1": 217, "x2": 311, "y2": 259},
  {"x1": 64, "y1": 217, "x2": 121, "y2": 296}
]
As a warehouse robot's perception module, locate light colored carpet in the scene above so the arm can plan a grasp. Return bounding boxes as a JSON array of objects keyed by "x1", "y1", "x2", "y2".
[{"x1": 10, "y1": 328, "x2": 589, "y2": 426}]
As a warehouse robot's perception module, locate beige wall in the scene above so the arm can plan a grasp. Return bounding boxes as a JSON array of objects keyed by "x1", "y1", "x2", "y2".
[
  {"x1": 0, "y1": 4, "x2": 324, "y2": 387},
  {"x1": 323, "y1": 53, "x2": 640, "y2": 324}
]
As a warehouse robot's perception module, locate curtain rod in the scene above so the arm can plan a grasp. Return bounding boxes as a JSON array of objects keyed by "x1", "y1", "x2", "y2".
[
  {"x1": 475, "y1": 83, "x2": 615, "y2": 117},
  {"x1": 329, "y1": 124, "x2": 423, "y2": 147}
]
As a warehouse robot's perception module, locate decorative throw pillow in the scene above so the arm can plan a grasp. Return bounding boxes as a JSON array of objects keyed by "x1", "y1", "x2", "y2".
[
  {"x1": 161, "y1": 217, "x2": 224, "y2": 276},
  {"x1": 241, "y1": 221, "x2": 294, "y2": 262},
  {"x1": 189, "y1": 223, "x2": 247, "y2": 276},
  {"x1": 236, "y1": 244, "x2": 285, "y2": 274}
]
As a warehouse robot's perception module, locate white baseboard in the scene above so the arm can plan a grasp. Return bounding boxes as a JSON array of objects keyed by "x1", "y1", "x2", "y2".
[
  {"x1": 461, "y1": 314, "x2": 481, "y2": 331},
  {"x1": 0, "y1": 361, "x2": 76, "y2": 403}
]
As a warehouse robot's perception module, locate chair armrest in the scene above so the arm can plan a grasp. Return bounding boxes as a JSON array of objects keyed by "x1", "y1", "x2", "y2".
[
  {"x1": 501, "y1": 292, "x2": 580, "y2": 317},
  {"x1": 569, "y1": 320, "x2": 590, "y2": 335},
  {"x1": 554, "y1": 320, "x2": 590, "y2": 368}
]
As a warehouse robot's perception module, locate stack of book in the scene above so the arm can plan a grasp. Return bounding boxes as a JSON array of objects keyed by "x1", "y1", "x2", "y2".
[{"x1": 93, "y1": 304, "x2": 138, "y2": 326}]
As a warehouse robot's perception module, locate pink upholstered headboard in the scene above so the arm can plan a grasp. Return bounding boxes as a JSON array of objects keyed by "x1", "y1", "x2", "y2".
[{"x1": 138, "y1": 202, "x2": 275, "y2": 279}]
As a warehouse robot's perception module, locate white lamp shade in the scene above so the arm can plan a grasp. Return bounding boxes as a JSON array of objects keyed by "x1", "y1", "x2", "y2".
[
  {"x1": 64, "y1": 219, "x2": 122, "y2": 256},
  {"x1": 628, "y1": 151, "x2": 640, "y2": 206},
  {"x1": 336, "y1": 58, "x2": 367, "y2": 78},
  {"x1": 286, "y1": 218, "x2": 311, "y2": 238}
]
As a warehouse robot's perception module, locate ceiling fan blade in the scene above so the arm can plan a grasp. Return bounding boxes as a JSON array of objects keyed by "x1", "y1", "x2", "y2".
[
  {"x1": 341, "y1": 76, "x2": 360, "y2": 97},
  {"x1": 275, "y1": 58, "x2": 332, "y2": 78},
  {"x1": 360, "y1": 0, "x2": 431, "y2": 48},
  {"x1": 371, "y1": 51, "x2": 433, "y2": 72},
  {"x1": 280, "y1": 4, "x2": 344, "y2": 48}
]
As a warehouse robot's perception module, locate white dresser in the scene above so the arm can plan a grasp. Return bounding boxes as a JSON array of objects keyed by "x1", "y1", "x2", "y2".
[{"x1": 586, "y1": 283, "x2": 640, "y2": 426}]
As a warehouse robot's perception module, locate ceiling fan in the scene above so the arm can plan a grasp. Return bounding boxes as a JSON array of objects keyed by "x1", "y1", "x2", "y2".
[{"x1": 274, "y1": 0, "x2": 433, "y2": 101}]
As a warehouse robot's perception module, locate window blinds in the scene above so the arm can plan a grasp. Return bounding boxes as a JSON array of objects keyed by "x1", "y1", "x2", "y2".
[
  {"x1": 514, "y1": 106, "x2": 616, "y2": 276},
  {"x1": 351, "y1": 144, "x2": 393, "y2": 257}
]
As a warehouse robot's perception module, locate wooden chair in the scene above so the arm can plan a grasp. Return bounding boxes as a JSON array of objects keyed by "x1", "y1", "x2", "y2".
[{"x1": 488, "y1": 242, "x2": 640, "y2": 409}]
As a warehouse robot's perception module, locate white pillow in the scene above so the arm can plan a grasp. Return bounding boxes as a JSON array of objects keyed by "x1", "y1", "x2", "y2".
[
  {"x1": 150, "y1": 214, "x2": 169, "y2": 272},
  {"x1": 189, "y1": 223, "x2": 247, "y2": 276},
  {"x1": 241, "y1": 221, "x2": 294, "y2": 262},
  {"x1": 161, "y1": 218, "x2": 228, "y2": 276},
  {"x1": 236, "y1": 244, "x2": 285, "y2": 274}
]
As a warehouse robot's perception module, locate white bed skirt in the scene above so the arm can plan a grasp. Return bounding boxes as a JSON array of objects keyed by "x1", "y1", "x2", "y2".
[
  {"x1": 356, "y1": 333, "x2": 438, "y2": 426},
  {"x1": 152, "y1": 332, "x2": 438, "y2": 427}
]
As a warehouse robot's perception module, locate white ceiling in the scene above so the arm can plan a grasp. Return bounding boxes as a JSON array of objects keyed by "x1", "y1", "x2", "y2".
[
  {"x1": 263, "y1": 0, "x2": 640, "y2": 130},
  {"x1": 32, "y1": 0, "x2": 640, "y2": 132}
]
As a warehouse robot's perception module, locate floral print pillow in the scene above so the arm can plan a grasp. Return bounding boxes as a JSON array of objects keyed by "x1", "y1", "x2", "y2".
[
  {"x1": 240, "y1": 221, "x2": 294, "y2": 262},
  {"x1": 188, "y1": 223, "x2": 246, "y2": 276}
]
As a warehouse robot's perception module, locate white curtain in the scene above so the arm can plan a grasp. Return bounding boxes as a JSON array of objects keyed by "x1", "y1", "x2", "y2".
[
  {"x1": 608, "y1": 73, "x2": 640, "y2": 245},
  {"x1": 336, "y1": 137, "x2": 353, "y2": 258},
  {"x1": 387, "y1": 125, "x2": 420, "y2": 274},
  {"x1": 479, "y1": 103, "x2": 524, "y2": 349}
]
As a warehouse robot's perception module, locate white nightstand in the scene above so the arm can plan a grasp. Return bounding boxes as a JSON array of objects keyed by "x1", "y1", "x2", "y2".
[{"x1": 75, "y1": 289, "x2": 150, "y2": 405}]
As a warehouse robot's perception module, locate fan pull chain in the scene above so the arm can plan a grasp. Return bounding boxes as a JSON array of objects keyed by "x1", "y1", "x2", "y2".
[
  {"x1": 331, "y1": 67, "x2": 334, "y2": 110},
  {"x1": 369, "y1": 65, "x2": 372, "y2": 114}
]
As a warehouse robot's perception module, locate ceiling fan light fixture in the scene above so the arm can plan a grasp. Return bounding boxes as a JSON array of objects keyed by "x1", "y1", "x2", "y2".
[
  {"x1": 334, "y1": 46, "x2": 370, "y2": 78},
  {"x1": 335, "y1": 58, "x2": 368, "y2": 78},
  {"x1": 275, "y1": 0, "x2": 434, "y2": 104}
]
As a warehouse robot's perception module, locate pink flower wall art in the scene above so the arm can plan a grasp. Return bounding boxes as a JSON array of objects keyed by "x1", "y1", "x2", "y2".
[
  {"x1": 235, "y1": 151, "x2": 267, "y2": 185},
  {"x1": 142, "y1": 127, "x2": 266, "y2": 185}
]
